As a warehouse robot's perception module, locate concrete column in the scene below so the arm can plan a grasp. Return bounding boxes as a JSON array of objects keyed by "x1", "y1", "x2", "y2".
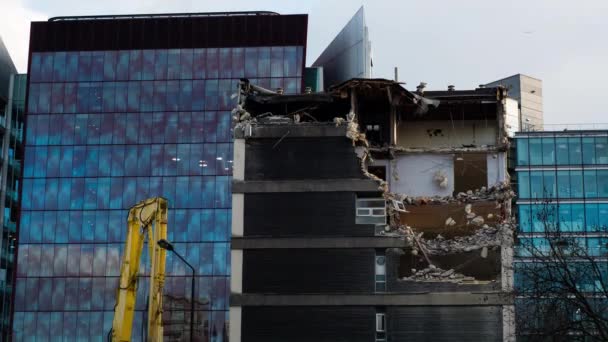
[
  {"x1": 233, "y1": 139, "x2": 245, "y2": 181},
  {"x1": 229, "y1": 306, "x2": 242, "y2": 342},
  {"x1": 503, "y1": 305, "x2": 516, "y2": 342},
  {"x1": 501, "y1": 215, "x2": 515, "y2": 341},
  {"x1": 232, "y1": 193, "x2": 244, "y2": 237},
  {"x1": 231, "y1": 249, "x2": 242, "y2": 294}
]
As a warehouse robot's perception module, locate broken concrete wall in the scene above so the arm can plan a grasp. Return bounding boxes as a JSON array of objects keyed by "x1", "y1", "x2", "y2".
[
  {"x1": 396, "y1": 120, "x2": 498, "y2": 149},
  {"x1": 389, "y1": 154, "x2": 454, "y2": 197},
  {"x1": 389, "y1": 152, "x2": 508, "y2": 198},
  {"x1": 487, "y1": 152, "x2": 508, "y2": 186},
  {"x1": 234, "y1": 79, "x2": 515, "y2": 341}
]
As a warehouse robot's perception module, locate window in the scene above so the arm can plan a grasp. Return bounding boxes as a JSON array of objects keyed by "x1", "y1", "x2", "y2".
[
  {"x1": 376, "y1": 313, "x2": 385, "y2": 332},
  {"x1": 375, "y1": 252, "x2": 386, "y2": 292},
  {"x1": 529, "y1": 138, "x2": 542, "y2": 165},
  {"x1": 356, "y1": 198, "x2": 386, "y2": 225},
  {"x1": 555, "y1": 138, "x2": 569, "y2": 165},
  {"x1": 584, "y1": 170, "x2": 598, "y2": 198},
  {"x1": 557, "y1": 171, "x2": 570, "y2": 198},
  {"x1": 598, "y1": 170, "x2": 608, "y2": 197},
  {"x1": 530, "y1": 171, "x2": 543, "y2": 199},
  {"x1": 542, "y1": 171, "x2": 556, "y2": 198},
  {"x1": 571, "y1": 204, "x2": 585, "y2": 232},
  {"x1": 596, "y1": 137, "x2": 608, "y2": 164},
  {"x1": 568, "y1": 137, "x2": 582, "y2": 164},
  {"x1": 518, "y1": 171, "x2": 530, "y2": 199},
  {"x1": 586, "y1": 204, "x2": 599, "y2": 232},
  {"x1": 583, "y1": 137, "x2": 596, "y2": 164},
  {"x1": 570, "y1": 171, "x2": 584, "y2": 198},
  {"x1": 517, "y1": 138, "x2": 529, "y2": 166},
  {"x1": 519, "y1": 205, "x2": 532, "y2": 233},
  {"x1": 558, "y1": 204, "x2": 573, "y2": 232},
  {"x1": 542, "y1": 137, "x2": 555, "y2": 165}
]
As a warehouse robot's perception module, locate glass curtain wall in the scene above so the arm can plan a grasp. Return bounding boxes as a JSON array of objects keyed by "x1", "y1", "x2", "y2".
[
  {"x1": 516, "y1": 133, "x2": 608, "y2": 255},
  {"x1": 0, "y1": 74, "x2": 26, "y2": 340},
  {"x1": 515, "y1": 133, "x2": 608, "y2": 339},
  {"x1": 14, "y1": 47, "x2": 303, "y2": 341}
]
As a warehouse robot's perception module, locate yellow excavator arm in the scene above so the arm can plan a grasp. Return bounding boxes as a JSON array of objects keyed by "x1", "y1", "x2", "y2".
[{"x1": 110, "y1": 197, "x2": 169, "y2": 342}]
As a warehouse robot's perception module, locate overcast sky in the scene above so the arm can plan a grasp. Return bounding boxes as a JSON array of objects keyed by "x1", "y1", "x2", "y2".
[{"x1": 1, "y1": 0, "x2": 607, "y2": 125}]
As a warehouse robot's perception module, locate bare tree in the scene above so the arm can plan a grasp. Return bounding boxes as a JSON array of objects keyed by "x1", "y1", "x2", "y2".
[{"x1": 515, "y1": 201, "x2": 608, "y2": 341}]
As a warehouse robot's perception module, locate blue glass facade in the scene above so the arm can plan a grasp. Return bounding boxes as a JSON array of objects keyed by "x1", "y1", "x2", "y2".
[
  {"x1": 14, "y1": 46, "x2": 303, "y2": 341},
  {"x1": 516, "y1": 132, "x2": 608, "y2": 257},
  {"x1": 515, "y1": 131, "x2": 608, "y2": 338},
  {"x1": 0, "y1": 35, "x2": 20, "y2": 340},
  {"x1": 0, "y1": 74, "x2": 25, "y2": 341}
]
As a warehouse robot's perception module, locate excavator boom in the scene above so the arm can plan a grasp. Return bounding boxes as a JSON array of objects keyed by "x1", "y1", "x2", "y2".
[{"x1": 111, "y1": 197, "x2": 168, "y2": 342}]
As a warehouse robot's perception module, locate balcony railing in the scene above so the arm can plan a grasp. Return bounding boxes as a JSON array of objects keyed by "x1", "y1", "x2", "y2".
[{"x1": 541, "y1": 123, "x2": 608, "y2": 132}]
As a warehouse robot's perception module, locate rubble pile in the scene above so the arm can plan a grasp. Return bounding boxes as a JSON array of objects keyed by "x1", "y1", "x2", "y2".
[
  {"x1": 402, "y1": 265, "x2": 475, "y2": 283},
  {"x1": 423, "y1": 225, "x2": 505, "y2": 255},
  {"x1": 380, "y1": 223, "x2": 508, "y2": 256},
  {"x1": 375, "y1": 145, "x2": 504, "y2": 154},
  {"x1": 398, "y1": 181, "x2": 515, "y2": 206}
]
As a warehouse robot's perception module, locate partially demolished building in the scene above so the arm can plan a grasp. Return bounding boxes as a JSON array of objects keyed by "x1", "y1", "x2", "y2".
[{"x1": 229, "y1": 79, "x2": 519, "y2": 341}]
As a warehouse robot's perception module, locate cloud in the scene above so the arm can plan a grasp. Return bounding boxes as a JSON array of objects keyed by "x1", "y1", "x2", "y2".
[{"x1": 0, "y1": 0, "x2": 47, "y2": 72}]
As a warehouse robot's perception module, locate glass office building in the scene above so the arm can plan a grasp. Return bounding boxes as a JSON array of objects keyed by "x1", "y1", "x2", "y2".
[
  {"x1": 515, "y1": 130, "x2": 608, "y2": 338},
  {"x1": 13, "y1": 13, "x2": 307, "y2": 341},
  {"x1": 0, "y1": 74, "x2": 26, "y2": 340},
  {"x1": 0, "y1": 35, "x2": 21, "y2": 340},
  {"x1": 516, "y1": 131, "x2": 608, "y2": 254}
]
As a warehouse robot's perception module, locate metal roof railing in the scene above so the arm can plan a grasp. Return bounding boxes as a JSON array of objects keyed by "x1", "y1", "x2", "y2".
[
  {"x1": 49, "y1": 11, "x2": 280, "y2": 22},
  {"x1": 542, "y1": 123, "x2": 608, "y2": 132}
]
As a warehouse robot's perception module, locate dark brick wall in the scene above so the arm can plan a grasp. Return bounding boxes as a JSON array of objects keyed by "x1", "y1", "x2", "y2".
[
  {"x1": 242, "y1": 306, "x2": 375, "y2": 342},
  {"x1": 244, "y1": 192, "x2": 375, "y2": 237},
  {"x1": 243, "y1": 248, "x2": 375, "y2": 293},
  {"x1": 245, "y1": 137, "x2": 364, "y2": 180},
  {"x1": 387, "y1": 306, "x2": 503, "y2": 342}
]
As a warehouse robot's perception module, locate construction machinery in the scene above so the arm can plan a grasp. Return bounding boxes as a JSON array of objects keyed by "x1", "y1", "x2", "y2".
[{"x1": 110, "y1": 197, "x2": 169, "y2": 342}]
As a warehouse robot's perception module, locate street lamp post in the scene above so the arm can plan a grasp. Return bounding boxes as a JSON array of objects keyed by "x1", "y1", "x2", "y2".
[{"x1": 158, "y1": 239, "x2": 195, "y2": 342}]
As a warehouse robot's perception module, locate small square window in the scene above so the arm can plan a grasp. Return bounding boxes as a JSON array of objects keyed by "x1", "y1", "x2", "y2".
[
  {"x1": 372, "y1": 208, "x2": 385, "y2": 216},
  {"x1": 356, "y1": 198, "x2": 386, "y2": 225},
  {"x1": 357, "y1": 208, "x2": 371, "y2": 216}
]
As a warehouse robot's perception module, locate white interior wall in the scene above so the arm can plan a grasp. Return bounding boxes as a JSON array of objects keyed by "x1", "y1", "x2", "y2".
[
  {"x1": 390, "y1": 152, "x2": 507, "y2": 197},
  {"x1": 504, "y1": 98, "x2": 520, "y2": 137},
  {"x1": 486, "y1": 152, "x2": 507, "y2": 186},
  {"x1": 390, "y1": 154, "x2": 454, "y2": 197},
  {"x1": 397, "y1": 120, "x2": 497, "y2": 149}
]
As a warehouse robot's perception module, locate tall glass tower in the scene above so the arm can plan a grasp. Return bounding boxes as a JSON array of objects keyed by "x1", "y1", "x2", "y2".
[
  {"x1": 13, "y1": 12, "x2": 307, "y2": 341},
  {"x1": 0, "y1": 34, "x2": 20, "y2": 340}
]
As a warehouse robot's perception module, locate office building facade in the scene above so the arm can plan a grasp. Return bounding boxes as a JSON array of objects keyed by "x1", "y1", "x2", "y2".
[
  {"x1": 516, "y1": 131, "x2": 608, "y2": 250},
  {"x1": 0, "y1": 36, "x2": 20, "y2": 340},
  {"x1": 485, "y1": 74, "x2": 543, "y2": 131},
  {"x1": 515, "y1": 130, "x2": 608, "y2": 338},
  {"x1": 312, "y1": 6, "x2": 371, "y2": 89},
  {"x1": 13, "y1": 13, "x2": 307, "y2": 340}
]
